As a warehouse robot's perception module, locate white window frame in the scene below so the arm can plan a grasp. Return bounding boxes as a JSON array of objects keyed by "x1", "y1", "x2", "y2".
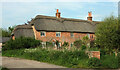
[
  {"x1": 56, "y1": 32, "x2": 61, "y2": 37},
  {"x1": 41, "y1": 42, "x2": 46, "y2": 47},
  {"x1": 41, "y1": 31, "x2": 46, "y2": 37},
  {"x1": 87, "y1": 33, "x2": 90, "y2": 39},
  {"x1": 70, "y1": 33, "x2": 74, "y2": 37}
]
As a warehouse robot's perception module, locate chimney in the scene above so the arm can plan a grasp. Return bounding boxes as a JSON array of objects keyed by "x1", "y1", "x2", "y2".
[
  {"x1": 56, "y1": 9, "x2": 61, "y2": 18},
  {"x1": 87, "y1": 12, "x2": 92, "y2": 21}
]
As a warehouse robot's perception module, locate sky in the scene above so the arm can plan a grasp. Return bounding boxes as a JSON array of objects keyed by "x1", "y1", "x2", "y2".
[{"x1": 0, "y1": 1, "x2": 119, "y2": 29}]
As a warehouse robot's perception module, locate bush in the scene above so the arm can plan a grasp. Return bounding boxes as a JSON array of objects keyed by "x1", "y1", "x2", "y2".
[
  {"x1": 90, "y1": 40, "x2": 95, "y2": 48},
  {"x1": 62, "y1": 42, "x2": 69, "y2": 49},
  {"x1": 46, "y1": 42, "x2": 54, "y2": 48},
  {"x1": 117, "y1": 53, "x2": 120, "y2": 67},
  {"x1": 87, "y1": 57, "x2": 101, "y2": 67},
  {"x1": 2, "y1": 37, "x2": 41, "y2": 50},
  {"x1": 2, "y1": 48, "x2": 89, "y2": 68},
  {"x1": 74, "y1": 40, "x2": 82, "y2": 48},
  {"x1": 81, "y1": 45, "x2": 86, "y2": 50},
  {"x1": 101, "y1": 55, "x2": 118, "y2": 68}
]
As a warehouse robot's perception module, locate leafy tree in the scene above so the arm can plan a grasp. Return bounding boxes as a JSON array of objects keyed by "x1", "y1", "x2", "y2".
[
  {"x1": 95, "y1": 16, "x2": 120, "y2": 55},
  {"x1": 0, "y1": 26, "x2": 16, "y2": 37},
  {"x1": 0, "y1": 28, "x2": 11, "y2": 37}
]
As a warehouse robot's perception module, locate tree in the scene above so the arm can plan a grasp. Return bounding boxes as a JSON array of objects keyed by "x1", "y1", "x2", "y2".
[
  {"x1": 0, "y1": 26, "x2": 16, "y2": 37},
  {"x1": 95, "y1": 16, "x2": 120, "y2": 55}
]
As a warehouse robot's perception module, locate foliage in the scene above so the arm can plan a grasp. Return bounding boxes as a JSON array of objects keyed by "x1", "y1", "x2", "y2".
[
  {"x1": 101, "y1": 55, "x2": 118, "y2": 68},
  {"x1": 81, "y1": 45, "x2": 86, "y2": 50},
  {"x1": 46, "y1": 42, "x2": 54, "y2": 48},
  {"x1": 0, "y1": 28, "x2": 11, "y2": 37},
  {"x1": 55, "y1": 40, "x2": 60, "y2": 49},
  {"x1": 95, "y1": 16, "x2": 120, "y2": 54},
  {"x1": 82, "y1": 36, "x2": 90, "y2": 46},
  {"x1": 0, "y1": 26, "x2": 16, "y2": 37},
  {"x1": 62, "y1": 42, "x2": 69, "y2": 49},
  {"x1": 87, "y1": 57, "x2": 101, "y2": 67},
  {"x1": 117, "y1": 53, "x2": 120, "y2": 67},
  {"x1": 90, "y1": 40, "x2": 95, "y2": 48},
  {"x1": 74, "y1": 40, "x2": 82, "y2": 48},
  {"x1": 2, "y1": 48, "x2": 89, "y2": 68},
  {"x1": 2, "y1": 37, "x2": 41, "y2": 51}
]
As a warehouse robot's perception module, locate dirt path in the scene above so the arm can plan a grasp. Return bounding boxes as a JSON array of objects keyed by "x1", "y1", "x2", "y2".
[{"x1": 2, "y1": 56, "x2": 66, "y2": 68}]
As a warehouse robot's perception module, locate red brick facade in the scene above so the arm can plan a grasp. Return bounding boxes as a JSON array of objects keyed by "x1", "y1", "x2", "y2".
[{"x1": 32, "y1": 26, "x2": 95, "y2": 46}]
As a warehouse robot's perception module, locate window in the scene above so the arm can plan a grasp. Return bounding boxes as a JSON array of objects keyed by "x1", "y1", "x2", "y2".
[
  {"x1": 87, "y1": 33, "x2": 90, "y2": 39},
  {"x1": 41, "y1": 31, "x2": 46, "y2": 37},
  {"x1": 91, "y1": 35, "x2": 93, "y2": 39},
  {"x1": 56, "y1": 32, "x2": 61, "y2": 37},
  {"x1": 70, "y1": 33, "x2": 74, "y2": 37},
  {"x1": 41, "y1": 42, "x2": 46, "y2": 48},
  {"x1": 70, "y1": 43, "x2": 74, "y2": 47}
]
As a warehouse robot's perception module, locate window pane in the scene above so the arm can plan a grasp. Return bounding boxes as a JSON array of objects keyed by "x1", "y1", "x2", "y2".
[
  {"x1": 41, "y1": 32, "x2": 45, "y2": 36},
  {"x1": 70, "y1": 33, "x2": 74, "y2": 37},
  {"x1": 56, "y1": 32, "x2": 61, "y2": 37}
]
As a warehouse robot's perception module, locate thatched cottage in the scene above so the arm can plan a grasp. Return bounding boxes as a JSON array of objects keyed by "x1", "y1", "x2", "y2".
[{"x1": 12, "y1": 9, "x2": 99, "y2": 47}]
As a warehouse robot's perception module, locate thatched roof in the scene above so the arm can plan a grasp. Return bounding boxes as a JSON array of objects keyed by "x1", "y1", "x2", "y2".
[
  {"x1": 13, "y1": 15, "x2": 100, "y2": 38},
  {"x1": 0, "y1": 37, "x2": 10, "y2": 43},
  {"x1": 13, "y1": 24, "x2": 34, "y2": 38},
  {"x1": 31, "y1": 15, "x2": 99, "y2": 33}
]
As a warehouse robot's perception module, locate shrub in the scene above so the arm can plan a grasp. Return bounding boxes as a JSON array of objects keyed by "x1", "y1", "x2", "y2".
[
  {"x1": 81, "y1": 45, "x2": 86, "y2": 50},
  {"x1": 101, "y1": 55, "x2": 118, "y2": 68},
  {"x1": 74, "y1": 40, "x2": 82, "y2": 48},
  {"x1": 2, "y1": 37, "x2": 41, "y2": 50},
  {"x1": 46, "y1": 42, "x2": 54, "y2": 48},
  {"x1": 87, "y1": 57, "x2": 101, "y2": 67},
  {"x1": 62, "y1": 42, "x2": 69, "y2": 49},
  {"x1": 90, "y1": 40, "x2": 95, "y2": 48},
  {"x1": 117, "y1": 53, "x2": 120, "y2": 67},
  {"x1": 2, "y1": 48, "x2": 89, "y2": 68}
]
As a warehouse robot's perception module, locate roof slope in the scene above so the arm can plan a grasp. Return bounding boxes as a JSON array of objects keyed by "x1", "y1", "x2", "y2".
[
  {"x1": 13, "y1": 24, "x2": 34, "y2": 38},
  {"x1": 31, "y1": 15, "x2": 99, "y2": 33}
]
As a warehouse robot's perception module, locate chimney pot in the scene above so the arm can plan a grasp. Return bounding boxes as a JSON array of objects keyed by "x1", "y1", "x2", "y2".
[
  {"x1": 56, "y1": 9, "x2": 61, "y2": 18},
  {"x1": 87, "y1": 12, "x2": 92, "y2": 21}
]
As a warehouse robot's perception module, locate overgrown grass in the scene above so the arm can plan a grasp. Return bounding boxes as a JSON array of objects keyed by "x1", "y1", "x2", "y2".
[{"x1": 2, "y1": 48, "x2": 89, "y2": 68}]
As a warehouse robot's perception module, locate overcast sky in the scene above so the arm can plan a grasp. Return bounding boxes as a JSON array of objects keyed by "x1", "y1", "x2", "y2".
[{"x1": 0, "y1": 0, "x2": 119, "y2": 29}]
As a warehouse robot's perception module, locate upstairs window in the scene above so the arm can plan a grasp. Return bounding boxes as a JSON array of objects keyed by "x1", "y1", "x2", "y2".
[
  {"x1": 56, "y1": 32, "x2": 61, "y2": 37},
  {"x1": 91, "y1": 35, "x2": 93, "y2": 39},
  {"x1": 41, "y1": 31, "x2": 46, "y2": 37},
  {"x1": 70, "y1": 33, "x2": 74, "y2": 37}
]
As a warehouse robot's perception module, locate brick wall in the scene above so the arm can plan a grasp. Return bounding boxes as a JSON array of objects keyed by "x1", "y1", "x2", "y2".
[
  {"x1": 32, "y1": 26, "x2": 95, "y2": 46},
  {"x1": 87, "y1": 51, "x2": 100, "y2": 59}
]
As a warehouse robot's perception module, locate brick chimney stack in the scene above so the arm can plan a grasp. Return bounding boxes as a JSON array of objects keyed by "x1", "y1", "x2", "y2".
[
  {"x1": 56, "y1": 9, "x2": 61, "y2": 18},
  {"x1": 87, "y1": 12, "x2": 92, "y2": 21}
]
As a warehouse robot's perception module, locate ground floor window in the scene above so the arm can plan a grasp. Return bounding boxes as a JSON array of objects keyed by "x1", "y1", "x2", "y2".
[
  {"x1": 70, "y1": 43, "x2": 74, "y2": 47},
  {"x1": 41, "y1": 42, "x2": 46, "y2": 48}
]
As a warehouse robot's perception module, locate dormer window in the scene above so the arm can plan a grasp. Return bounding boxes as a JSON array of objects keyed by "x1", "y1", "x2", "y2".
[
  {"x1": 56, "y1": 32, "x2": 61, "y2": 37},
  {"x1": 41, "y1": 31, "x2": 46, "y2": 37}
]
